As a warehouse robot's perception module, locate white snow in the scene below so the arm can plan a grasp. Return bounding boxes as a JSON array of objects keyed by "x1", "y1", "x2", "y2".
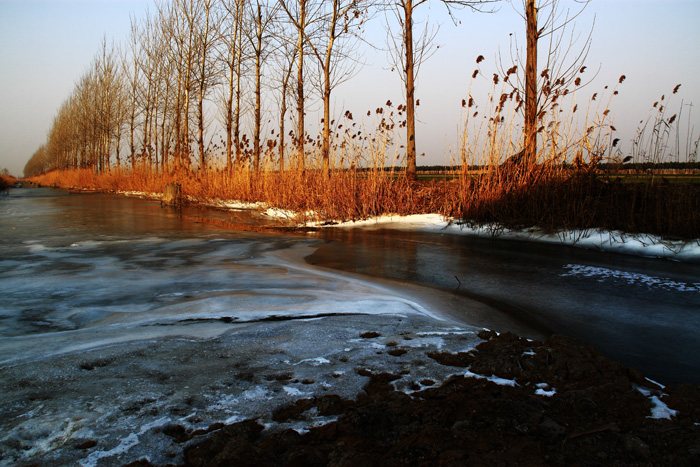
[
  {"x1": 636, "y1": 386, "x2": 679, "y2": 420},
  {"x1": 647, "y1": 395, "x2": 678, "y2": 420},
  {"x1": 117, "y1": 190, "x2": 160, "y2": 200},
  {"x1": 310, "y1": 213, "x2": 700, "y2": 262},
  {"x1": 283, "y1": 386, "x2": 306, "y2": 397},
  {"x1": 534, "y1": 382, "x2": 557, "y2": 397},
  {"x1": 463, "y1": 369, "x2": 519, "y2": 387}
]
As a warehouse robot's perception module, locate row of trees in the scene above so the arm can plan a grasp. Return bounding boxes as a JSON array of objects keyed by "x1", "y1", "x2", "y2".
[{"x1": 25, "y1": 0, "x2": 588, "y2": 180}]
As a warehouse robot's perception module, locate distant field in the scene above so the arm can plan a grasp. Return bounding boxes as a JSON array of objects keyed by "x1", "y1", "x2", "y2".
[
  {"x1": 413, "y1": 170, "x2": 700, "y2": 184},
  {"x1": 605, "y1": 173, "x2": 700, "y2": 184}
]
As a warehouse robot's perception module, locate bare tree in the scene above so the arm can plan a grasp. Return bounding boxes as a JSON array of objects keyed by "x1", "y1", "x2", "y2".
[
  {"x1": 386, "y1": 0, "x2": 499, "y2": 181},
  {"x1": 278, "y1": 0, "x2": 326, "y2": 171},
  {"x1": 193, "y1": 0, "x2": 219, "y2": 171},
  {"x1": 308, "y1": 1, "x2": 368, "y2": 174},
  {"x1": 124, "y1": 17, "x2": 143, "y2": 168},
  {"x1": 270, "y1": 24, "x2": 298, "y2": 171},
  {"x1": 219, "y1": 0, "x2": 247, "y2": 170},
  {"x1": 157, "y1": 0, "x2": 204, "y2": 168},
  {"x1": 136, "y1": 13, "x2": 161, "y2": 168},
  {"x1": 502, "y1": 0, "x2": 593, "y2": 164},
  {"x1": 245, "y1": 0, "x2": 279, "y2": 172},
  {"x1": 93, "y1": 38, "x2": 123, "y2": 172}
]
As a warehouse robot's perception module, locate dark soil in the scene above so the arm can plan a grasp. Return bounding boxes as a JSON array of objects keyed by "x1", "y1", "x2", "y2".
[{"x1": 132, "y1": 331, "x2": 700, "y2": 466}]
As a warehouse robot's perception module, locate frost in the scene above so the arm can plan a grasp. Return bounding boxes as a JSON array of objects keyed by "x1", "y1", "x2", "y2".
[
  {"x1": 81, "y1": 433, "x2": 140, "y2": 467},
  {"x1": 297, "y1": 357, "x2": 332, "y2": 366},
  {"x1": 283, "y1": 386, "x2": 305, "y2": 397}
]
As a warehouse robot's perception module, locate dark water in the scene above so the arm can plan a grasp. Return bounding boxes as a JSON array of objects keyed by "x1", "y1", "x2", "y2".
[
  {"x1": 2, "y1": 187, "x2": 699, "y2": 385},
  {"x1": 310, "y1": 226, "x2": 700, "y2": 386}
]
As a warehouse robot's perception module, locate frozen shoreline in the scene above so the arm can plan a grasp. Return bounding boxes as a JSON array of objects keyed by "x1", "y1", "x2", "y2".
[
  {"x1": 113, "y1": 189, "x2": 700, "y2": 263},
  {"x1": 308, "y1": 213, "x2": 700, "y2": 263}
]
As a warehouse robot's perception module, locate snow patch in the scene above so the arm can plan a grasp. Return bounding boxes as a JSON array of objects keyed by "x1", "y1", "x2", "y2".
[
  {"x1": 464, "y1": 369, "x2": 519, "y2": 387},
  {"x1": 636, "y1": 386, "x2": 678, "y2": 420},
  {"x1": 117, "y1": 190, "x2": 160, "y2": 199},
  {"x1": 534, "y1": 382, "x2": 557, "y2": 397},
  {"x1": 283, "y1": 386, "x2": 306, "y2": 397}
]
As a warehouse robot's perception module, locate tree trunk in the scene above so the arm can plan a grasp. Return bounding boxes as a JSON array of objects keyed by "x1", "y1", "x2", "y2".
[
  {"x1": 226, "y1": 63, "x2": 234, "y2": 170},
  {"x1": 253, "y1": 3, "x2": 263, "y2": 173},
  {"x1": 234, "y1": 12, "x2": 243, "y2": 166},
  {"x1": 321, "y1": 10, "x2": 335, "y2": 176},
  {"x1": 296, "y1": 0, "x2": 306, "y2": 171},
  {"x1": 524, "y1": 0, "x2": 538, "y2": 165},
  {"x1": 404, "y1": 0, "x2": 417, "y2": 181},
  {"x1": 197, "y1": 1, "x2": 212, "y2": 172},
  {"x1": 279, "y1": 101, "x2": 287, "y2": 172}
]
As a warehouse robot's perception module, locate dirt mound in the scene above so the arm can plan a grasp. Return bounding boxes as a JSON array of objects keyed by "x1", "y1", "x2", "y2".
[{"x1": 134, "y1": 332, "x2": 700, "y2": 466}]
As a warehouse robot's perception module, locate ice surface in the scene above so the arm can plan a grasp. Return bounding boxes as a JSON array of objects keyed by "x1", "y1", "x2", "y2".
[
  {"x1": 0, "y1": 234, "x2": 498, "y2": 466},
  {"x1": 561, "y1": 264, "x2": 700, "y2": 292},
  {"x1": 2, "y1": 190, "x2": 697, "y2": 465}
]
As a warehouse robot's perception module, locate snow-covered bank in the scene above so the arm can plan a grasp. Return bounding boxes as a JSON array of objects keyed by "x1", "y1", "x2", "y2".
[{"x1": 312, "y1": 213, "x2": 700, "y2": 262}]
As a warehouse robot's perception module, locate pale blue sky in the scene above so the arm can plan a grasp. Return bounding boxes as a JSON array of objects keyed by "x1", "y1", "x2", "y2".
[{"x1": 1, "y1": 0, "x2": 699, "y2": 176}]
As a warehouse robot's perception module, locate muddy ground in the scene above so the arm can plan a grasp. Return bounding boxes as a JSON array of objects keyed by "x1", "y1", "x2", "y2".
[{"x1": 129, "y1": 331, "x2": 700, "y2": 466}]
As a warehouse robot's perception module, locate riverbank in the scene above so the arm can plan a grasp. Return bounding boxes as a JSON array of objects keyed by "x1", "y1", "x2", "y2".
[
  {"x1": 20, "y1": 170, "x2": 700, "y2": 263},
  {"x1": 159, "y1": 331, "x2": 700, "y2": 466},
  {"x1": 0, "y1": 173, "x2": 18, "y2": 191},
  {"x1": 26, "y1": 166, "x2": 700, "y2": 241}
]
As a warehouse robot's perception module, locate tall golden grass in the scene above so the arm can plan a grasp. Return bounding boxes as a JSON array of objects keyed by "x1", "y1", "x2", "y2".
[
  {"x1": 28, "y1": 160, "x2": 699, "y2": 240},
  {"x1": 28, "y1": 165, "x2": 452, "y2": 222}
]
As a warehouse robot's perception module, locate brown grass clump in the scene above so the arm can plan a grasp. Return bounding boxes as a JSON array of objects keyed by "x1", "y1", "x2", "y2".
[{"x1": 0, "y1": 174, "x2": 17, "y2": 192}]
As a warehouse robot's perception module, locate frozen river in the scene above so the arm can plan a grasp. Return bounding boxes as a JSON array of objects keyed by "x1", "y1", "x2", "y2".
[{"x1": 1, "y1": 188, "x2": 698, "y2": 466}]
